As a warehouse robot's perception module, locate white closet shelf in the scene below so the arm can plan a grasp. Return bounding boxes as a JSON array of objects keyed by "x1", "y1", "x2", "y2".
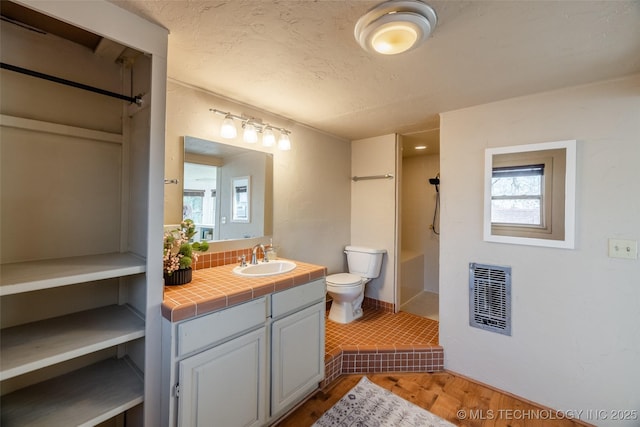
[
  {"x1": 0, "y1": 252, "x2": 146, "y2": 296},
  {"x1": 0, "y1": 357, "x2": 143, "y2": 427},
  {"x1": 1, "y1": 304, "x2": 145, "y2": 380},
  {"x1": 0, "y1": 114, "x2": 123, "y2": 144}
]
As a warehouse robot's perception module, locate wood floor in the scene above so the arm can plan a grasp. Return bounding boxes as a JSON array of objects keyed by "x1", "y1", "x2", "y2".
[{"x1": 275, "y1": 372, "x2": 591, "y2": 427}]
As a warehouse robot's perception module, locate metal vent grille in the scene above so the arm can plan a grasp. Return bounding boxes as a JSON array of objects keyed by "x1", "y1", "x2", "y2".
[{"x1": 469, "y1": 263, "x2": 511, "y2": 336}]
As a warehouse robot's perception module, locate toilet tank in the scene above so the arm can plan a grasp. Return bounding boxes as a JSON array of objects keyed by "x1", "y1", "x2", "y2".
[{"x1": 345, "y1": 246, "x2": 386, "y2": 279}]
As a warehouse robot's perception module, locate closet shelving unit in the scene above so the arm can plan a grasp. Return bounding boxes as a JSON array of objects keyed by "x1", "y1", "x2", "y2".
[
  {"x1": 0, "y1": 117, "x2": 149, "y2": 427},
  {"x1": 0, "y1": 1, "x2": 167, "y2": 425}
]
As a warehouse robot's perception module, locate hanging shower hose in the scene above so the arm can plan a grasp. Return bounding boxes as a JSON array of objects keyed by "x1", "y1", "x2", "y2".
[
  {"x1": 431, "y1": 189, "x2": 440, "y2": 235},
  {"x1": 428, "y1": 173, "x2": 440, "y2": 235}
]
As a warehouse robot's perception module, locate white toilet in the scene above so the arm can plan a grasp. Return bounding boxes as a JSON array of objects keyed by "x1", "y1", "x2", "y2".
[{"x1": 325, "y1": 246, "x2": 386, "y2": 324}]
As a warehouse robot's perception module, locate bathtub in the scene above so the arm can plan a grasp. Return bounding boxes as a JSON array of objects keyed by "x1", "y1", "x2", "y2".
[{"x1": 400, "y1": 251, "x2": 424, "y2": 306}]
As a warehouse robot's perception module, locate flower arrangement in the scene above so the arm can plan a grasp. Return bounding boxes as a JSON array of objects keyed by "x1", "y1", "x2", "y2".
[{"x1": 163, "y1": 219, "x2": 209, "y2": 276}]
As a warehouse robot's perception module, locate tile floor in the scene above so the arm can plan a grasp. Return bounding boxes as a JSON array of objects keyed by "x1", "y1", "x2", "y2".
[
  {"x1": 401, "y1": 291, "x2": 439, "y2": 320},
  {"x1": 322, "y1": 305, "x2": 442, "y2": 387}
]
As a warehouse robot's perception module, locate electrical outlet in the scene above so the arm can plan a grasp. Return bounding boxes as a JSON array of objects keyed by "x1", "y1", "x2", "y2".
[{"x1": 608, "y1": 239, "x2": 638, "y2": 260}]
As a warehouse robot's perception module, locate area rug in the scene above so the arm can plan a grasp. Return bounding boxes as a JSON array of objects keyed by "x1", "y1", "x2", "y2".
[{"x1": 312, "y1": 376, "x2": 456, "y2": 426}]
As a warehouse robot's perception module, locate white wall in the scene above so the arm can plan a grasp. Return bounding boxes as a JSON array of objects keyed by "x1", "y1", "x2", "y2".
[
  {"x1": 402, "y1": 154, "x2": 440, "y2": 294},
  {"x1": 351, "y1": 135, "x2": 398, "y2": 305},
  {"x1": 439, "y1": 74, "x2": 640, "y2": 425},
  {"x1": 165, "y1": 80, "x2": 351, "y2": 272}
]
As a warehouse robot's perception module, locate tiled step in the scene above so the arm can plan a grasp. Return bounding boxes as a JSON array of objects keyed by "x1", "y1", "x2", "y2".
[{"x1": 322, "y1": 307, "x2": 442, "y2": 386}]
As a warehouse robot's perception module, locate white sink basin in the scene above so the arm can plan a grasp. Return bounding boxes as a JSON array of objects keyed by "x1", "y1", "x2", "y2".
[{"x1": 233, "y1": 260, "x2": 297, "y2": 277}]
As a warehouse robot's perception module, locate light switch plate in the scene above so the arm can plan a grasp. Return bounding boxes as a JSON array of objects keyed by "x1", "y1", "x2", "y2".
[{"x1": 608, "y1": 239, "x2": 638, "y2": 260}]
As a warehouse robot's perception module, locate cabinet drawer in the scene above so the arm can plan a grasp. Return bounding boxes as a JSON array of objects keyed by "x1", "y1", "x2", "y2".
[
  {"x1": 272, "y1": 279, "x2": 325, "y2": 319},
  {"x1": 178, "y1": 297, "x2": 266, "y2": 357}
]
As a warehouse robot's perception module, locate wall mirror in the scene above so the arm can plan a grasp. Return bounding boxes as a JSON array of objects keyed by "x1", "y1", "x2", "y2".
[
  {"x1": 484, "y1": 139, "x2": 576, "y2": 249},
  {"x1": 183, "y1": 136, "x2": 273, "y2": 242}
]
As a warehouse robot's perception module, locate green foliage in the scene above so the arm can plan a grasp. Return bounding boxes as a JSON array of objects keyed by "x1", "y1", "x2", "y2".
[
  {"x1": 179, "y1": 243, "x2": 193, "y2": 258},
  {"x1": 163, "y1": 219, "x2": 209, "y2": 275},
  {"x1": 191, "y1": 241, "x2": 209, "y2": 252},
  {"x1": 179, "y1": 256, "x2": 192, "y2": 269}
]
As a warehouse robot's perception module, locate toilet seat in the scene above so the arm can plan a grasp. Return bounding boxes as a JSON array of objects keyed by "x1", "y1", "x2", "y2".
[{"x1": 326, "y1": 273, "x2": 362, "y2": 286}]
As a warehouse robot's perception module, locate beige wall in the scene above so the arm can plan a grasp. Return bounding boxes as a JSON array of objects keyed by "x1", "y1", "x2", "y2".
[
  {"x1": 351, "y1": 135, "x2": 398, "y2": 305},
  {"x1": 439, "y1": 74, "x2": 640, "y2": 424},
  {"x1": 165, "y1": 80, "x2": 351, "y2": 272}
]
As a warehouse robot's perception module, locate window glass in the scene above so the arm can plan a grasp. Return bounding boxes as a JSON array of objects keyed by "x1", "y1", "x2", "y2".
[
  {"x1": 183, "y1": 162, "x2": 218, "y2": 237},
  {"x1": 183, "y1": 190, "x2": 204, "y2": 224},
  {"x1": 491, "y1": 165, "x2": 543, "y2": 226}
]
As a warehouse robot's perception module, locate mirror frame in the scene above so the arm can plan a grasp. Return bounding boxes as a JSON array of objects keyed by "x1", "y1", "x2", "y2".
[{"x1": 483, "y1": 139, "x2": 577, "y2": 249}]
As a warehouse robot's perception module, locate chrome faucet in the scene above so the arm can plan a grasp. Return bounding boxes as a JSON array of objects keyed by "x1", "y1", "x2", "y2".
[
  {"x1": 238, "y1": 254, "x2": 247, "y2": 267},
  {"x1": 251, "y1": 244, "x2": 268, "y2": 264}
]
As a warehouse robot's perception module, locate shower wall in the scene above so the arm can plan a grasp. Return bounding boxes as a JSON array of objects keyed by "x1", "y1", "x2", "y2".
[{"x1": 401, "y1": 154, "x2": 440, "y2": 298}]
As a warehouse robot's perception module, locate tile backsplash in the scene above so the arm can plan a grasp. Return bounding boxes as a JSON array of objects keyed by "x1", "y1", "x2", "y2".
[{"x1": 194, "y1": 247, "x2": 256, "y2": 270}]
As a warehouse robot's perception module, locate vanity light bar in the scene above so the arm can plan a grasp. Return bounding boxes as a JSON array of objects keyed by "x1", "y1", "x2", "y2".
[{"x1": 209, "y1": 108, "x2": 292, "y2": 151}]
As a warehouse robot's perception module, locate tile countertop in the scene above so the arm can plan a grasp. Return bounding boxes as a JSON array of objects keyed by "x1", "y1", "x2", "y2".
[{"x1": 162, "y1": 259, "x2": 327, "y2": 322}]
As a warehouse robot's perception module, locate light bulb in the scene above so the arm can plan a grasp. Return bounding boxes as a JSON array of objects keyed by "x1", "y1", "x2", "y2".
[
  {"x1": 243, "y1": 122, "x2": 258, "y2": 143},
  {"x1": 262, "y1": 128, "x2": 276, "y2": 147},
  {"x1": 371, "y1": 23, "x2": 418, "y2": 55},
  {"x1": 220, "y1": 115, "x2": 237, "y2": 138},
  {"x1": 278, "y1": 132, "x2": 291, "y2": 151}
]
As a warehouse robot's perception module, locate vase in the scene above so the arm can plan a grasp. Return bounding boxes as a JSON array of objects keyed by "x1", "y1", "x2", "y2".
[{"x1": 164, "y1": 268, "x2": 192, "y2": 286}]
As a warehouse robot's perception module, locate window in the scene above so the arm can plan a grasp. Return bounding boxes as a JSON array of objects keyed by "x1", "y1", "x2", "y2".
[
  {"x1": 484, "y1": 140, "x2": 576, "y2": 249},
  {"x1": 491, "y1": 149, "x2": 565, "y2": 240},
  {"x1": 183, "y1": 162, "x2": 218, "y2": 240},
  {"x1": 183, "y1": 189, "x2": 205, "y2": 224},
  {"x1": 231, "y1": 176, "x2": 250, "y2": 223},
  {"x1": 491, "y1": 164, "x2": 544, "y2": 226}
]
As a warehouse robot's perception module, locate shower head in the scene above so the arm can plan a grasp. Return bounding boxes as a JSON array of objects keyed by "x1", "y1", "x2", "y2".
[{"x1": 429, "y1": 174, "x2": 440, "y2": 193}]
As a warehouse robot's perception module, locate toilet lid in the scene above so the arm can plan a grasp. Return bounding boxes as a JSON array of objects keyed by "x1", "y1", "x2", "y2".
[{"x1": 326, "y1": 273, "x2": 362, "y2": 286}]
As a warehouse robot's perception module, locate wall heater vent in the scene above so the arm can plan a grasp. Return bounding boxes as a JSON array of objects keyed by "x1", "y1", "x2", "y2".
[{"x1": 469, "y1": 263, "x2": 511, "y2": 336}]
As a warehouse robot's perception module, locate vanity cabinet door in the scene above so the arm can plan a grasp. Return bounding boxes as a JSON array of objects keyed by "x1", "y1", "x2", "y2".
[
  {"x1": 270, "y1": 301, "x2": 325, "y2": 418},
  {"x1": 178, "y1": 326, "x2": 267, "y2": 427}
]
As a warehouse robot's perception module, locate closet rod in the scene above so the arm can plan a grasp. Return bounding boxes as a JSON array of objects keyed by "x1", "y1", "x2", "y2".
[
  {"x1": 351, "y1": 174, "x2": 394, "y2": 182},
  {"x1": 1, "y1": 62, "x2": 142, "y2": 105}
]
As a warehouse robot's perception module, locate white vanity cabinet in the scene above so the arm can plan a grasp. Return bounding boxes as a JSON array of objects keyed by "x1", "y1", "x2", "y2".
[
  {"x1": 175, "y1": 297, "x2": 268, "y2": 427},
  {"x1": 179, "y1": 328, "x2": 267, "y2": 427},
  {"x1": 163, "y1": 277, "x2": 325, "y2": 427},
  {"x1": 270, "y1": 279, "x2": 326, "y2": 420}
]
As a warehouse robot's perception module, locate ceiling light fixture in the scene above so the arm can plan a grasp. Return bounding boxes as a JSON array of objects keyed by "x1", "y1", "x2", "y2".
[
  {"x1": 277, "y1": 132, "x2": 291, "y2": 151},
  {"x1": 242, "y1": 122, "x2": 258, "y2": 143},
  {"x1": 220, "y1": 114, "x2": 238, "y2": 138},
  {"x1": 354, "y1": 0, "x2": 437, "y2": 55},
  {"x1": 262, "y1": 127, "x2": 276, "y2": 147},
  {"x1": 210, "y1": 108, "x2": 292, "y2": 150}
]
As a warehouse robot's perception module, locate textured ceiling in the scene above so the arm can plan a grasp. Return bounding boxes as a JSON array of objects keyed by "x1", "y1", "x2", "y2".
[{"x1": 110, "y1": 0, "x2": 640, "y2": 142}]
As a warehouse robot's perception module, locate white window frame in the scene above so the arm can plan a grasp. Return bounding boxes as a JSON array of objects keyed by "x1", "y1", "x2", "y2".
[{"x1": 484, "y1": 140, "x2": 577, "y2": 249}]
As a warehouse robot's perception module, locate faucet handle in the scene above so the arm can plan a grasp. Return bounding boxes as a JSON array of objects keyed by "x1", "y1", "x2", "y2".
[{"x1": 238, "y1": 254, "x2": 247, "y2": 267}]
